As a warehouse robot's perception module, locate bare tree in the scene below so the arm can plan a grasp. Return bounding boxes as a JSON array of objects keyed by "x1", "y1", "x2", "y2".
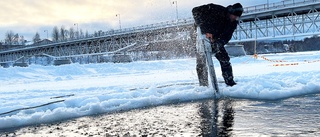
[
  {"x1": 52, "y1": 26, "x2": 59, "y2": 42},
  {"x1": 13, "y1": 33, "x2": 19, "y2": 45},
  {"x1": 64, "y1": 29, "x2": 69, "y2": 40},
  {"x1": 69, "y1": 27, "x2": 75, "y2": 39},
  {"x1": 79, "y1": 29, "x2": 84, "y2": 38},
  {"x1": 33, "y1": 32, "x2": 41, "y2": 43},
  {"x1": 60, "y1": 26, "x2": 66, "y2": 41},
  {"x1": 19, "y1": 36, "x2": 25, "y2": 45},
  {"x1": 5, "y1": 30, "x2": 15, "y2": 45},
  {"x1": 85, "y1": 30, "x2": 89, "y2": 38}
]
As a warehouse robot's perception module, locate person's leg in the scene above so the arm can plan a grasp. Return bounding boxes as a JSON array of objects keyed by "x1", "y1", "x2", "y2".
[
  {"x1": 193, "y1": 26, "x2": 209, "y2": 87},
  {"x1": 196, "y1": 52, "x2": 208, "y2": 86},
  {"x1": 215, "y1": 47, "x2": 236, "y2": 86}
]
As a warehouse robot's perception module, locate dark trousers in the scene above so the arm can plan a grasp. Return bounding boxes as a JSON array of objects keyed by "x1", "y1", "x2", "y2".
[{"x1": 196, "y1": 46, "x2": 234, "y2": 86}]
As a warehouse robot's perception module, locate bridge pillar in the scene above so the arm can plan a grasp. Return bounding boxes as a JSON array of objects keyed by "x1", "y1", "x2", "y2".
[
  {"x1": 53, "y1": 59, "x2": 72, "y2": 66},
  {"x1": 101, "y1": 54, "x2": 132, "y2": 63},
  {"x1": 13, "y1": 62, "x2": 28, "y2": 67},
  {"x1": 0, "y1": 63, "x2": 10, "y2": 68},
  {"x1": 225, "y1": 45, "x2": 247, "y2": 56}
]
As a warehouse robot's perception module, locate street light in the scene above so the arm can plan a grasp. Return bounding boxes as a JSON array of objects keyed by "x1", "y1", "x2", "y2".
[
  {"x1": 116, "y1": 14, "x2": 122, "y2": 29},
  {"x1": 172, "y1": 1, "x2": 179, "y2": 20},
  {"x1": 74, "y1": 23, "x2": 79, "y2": 38},
  {"x1": 44, "y1": 30, "x2": 48, "y2": 39}
]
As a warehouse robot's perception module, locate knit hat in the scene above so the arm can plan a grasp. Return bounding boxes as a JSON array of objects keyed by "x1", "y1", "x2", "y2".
[{"x1": 228, "y1": 3, "x2": 243, "y2": 17}]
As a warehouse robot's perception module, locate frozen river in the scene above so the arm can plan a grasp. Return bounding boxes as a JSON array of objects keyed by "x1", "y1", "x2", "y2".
[{"x1": 1, "y1": 51, "x2": 320, "y2": 136}]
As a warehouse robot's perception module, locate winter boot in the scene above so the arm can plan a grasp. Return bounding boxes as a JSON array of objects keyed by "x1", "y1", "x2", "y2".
[
  {"x1": 222, "y1": 71, "x2": 237, "y2": 86},
  {"x1": 225, "y1": 79, "x2": 237, "y2": 87},
  {"x1": 221, "y1": 63, "x2": 236, "y2": 86}
]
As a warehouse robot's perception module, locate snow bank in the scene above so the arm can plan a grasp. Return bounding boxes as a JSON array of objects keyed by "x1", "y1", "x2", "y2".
[{"x1": 0, "y1": 51, "x2": 320, "y2": 129}]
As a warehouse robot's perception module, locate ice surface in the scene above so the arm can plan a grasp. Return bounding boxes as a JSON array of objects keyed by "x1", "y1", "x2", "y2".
[{"x1": 0, "y1": 51, "x2": 320, "y2": 129}]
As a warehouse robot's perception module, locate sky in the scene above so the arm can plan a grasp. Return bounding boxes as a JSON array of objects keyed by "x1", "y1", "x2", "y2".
[{"x1": 0, "y1": 0, "x2": 279, "y2": 41}]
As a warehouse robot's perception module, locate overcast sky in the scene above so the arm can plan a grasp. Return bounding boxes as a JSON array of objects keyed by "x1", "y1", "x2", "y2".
[{"x1": 0, "y1": 0, "x2": 279, "y2": 41}]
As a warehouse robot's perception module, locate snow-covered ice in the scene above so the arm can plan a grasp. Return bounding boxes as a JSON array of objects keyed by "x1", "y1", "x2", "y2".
[{"x1": 0, "y1": 51, "x2": 320, "y2": 129}]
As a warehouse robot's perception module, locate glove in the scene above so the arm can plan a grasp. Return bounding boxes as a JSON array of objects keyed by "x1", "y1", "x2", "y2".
[{"x1": 211, "y1": 41, "x2": 223, "y2": 53}]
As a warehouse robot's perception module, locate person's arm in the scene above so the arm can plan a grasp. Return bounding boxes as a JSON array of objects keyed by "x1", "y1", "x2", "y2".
[
  {"x1": 192, "y1": 4, "x2": 212, "y2": 33},
  {"x1": 192, "y1": 4, "x2": 226, "y2": 40},
  {"x1": 216, "y1": 23, "x2": 237, "y2": 46}
]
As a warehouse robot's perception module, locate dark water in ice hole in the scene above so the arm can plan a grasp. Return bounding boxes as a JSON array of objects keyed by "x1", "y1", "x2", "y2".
[{"x1": 1, "y1": 94, "x2": 320, "y2": 137}]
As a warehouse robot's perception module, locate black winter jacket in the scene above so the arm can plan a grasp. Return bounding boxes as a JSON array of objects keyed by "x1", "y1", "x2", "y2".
[{"x1": 192, "y1": 3, "x2": 237, "y2": 45}]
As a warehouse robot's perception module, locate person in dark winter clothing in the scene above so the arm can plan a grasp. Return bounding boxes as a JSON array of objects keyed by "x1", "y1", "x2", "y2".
[{"x1": 192, "y1": 3, "x2": 243, "y2": 87}]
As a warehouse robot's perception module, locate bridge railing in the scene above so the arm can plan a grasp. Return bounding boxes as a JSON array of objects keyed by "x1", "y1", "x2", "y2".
[
  {"x1": 63, "y1": 17, "x2": 194, "y2": 43},
  {"x1": 63, "y1": 17, "x2": 193, "y2": 39},
  {"x1": 104, "y1": 18, "x2": 194, "y2": 35},
  {"x1": 244, "y1": 0, "x2": 320, "y2": 14},
  {"x1": 0, "y1": 18, "x2": 194, "y2": 53}
]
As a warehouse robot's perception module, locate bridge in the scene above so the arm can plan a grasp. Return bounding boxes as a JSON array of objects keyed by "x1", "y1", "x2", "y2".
[
  {"x1": 235, "y1": 0, "x2": 320, "y2": 41},
  {"x1": 1, "y1": 0, "x2": 320, "y2": 66}
]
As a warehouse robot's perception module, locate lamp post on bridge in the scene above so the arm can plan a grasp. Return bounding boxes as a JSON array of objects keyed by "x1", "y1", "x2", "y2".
[
  {"x1": 116, "y1": 14, "x2": 122, "y2": 30},
  {"x1": 172, "y1": 1, "x2": 179, "y2": 21},
  {"x1": 74, "y1": 23, "x2": 79, "y2": 38},
  {"x1": 44, "y1": 30, "x2": 48, "y2": 39}
]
